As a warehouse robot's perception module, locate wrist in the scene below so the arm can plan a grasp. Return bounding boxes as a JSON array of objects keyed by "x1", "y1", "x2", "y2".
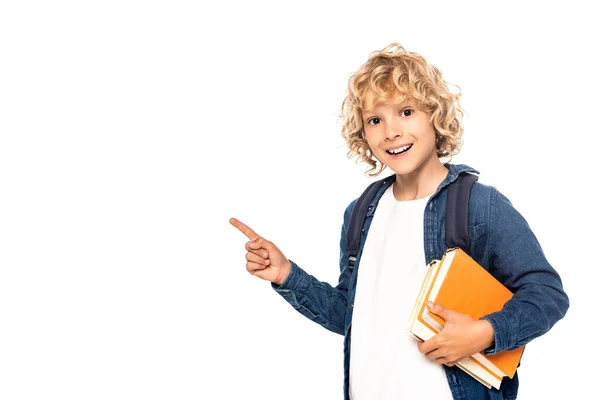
[
  {"x1": 276, "y1": 260, "x2": 292, "y2": 286},
  {"x1": 478, "y1": 319, "x2": 495, "y2": 350}
]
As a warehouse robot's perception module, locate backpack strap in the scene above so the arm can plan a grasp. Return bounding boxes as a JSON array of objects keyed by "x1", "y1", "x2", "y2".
[
  {"x1": 346, "y1": 177, "x2": 389, "y2": 268},
  {"x1": 346, "y1": 171, "x2": 479, "y2": 269},
  {"x1": 445, "y1": 172, "x2": 478, "y2": 252}
]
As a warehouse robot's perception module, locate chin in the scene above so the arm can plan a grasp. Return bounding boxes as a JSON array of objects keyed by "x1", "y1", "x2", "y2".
[{"x1": 388, "y1": 164, "x2": 418, "y2": 176}]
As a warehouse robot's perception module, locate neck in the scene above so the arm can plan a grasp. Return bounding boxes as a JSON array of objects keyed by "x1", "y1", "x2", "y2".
[{"x1": 393, "y1": 158, "x2": 449, "y2": 201}]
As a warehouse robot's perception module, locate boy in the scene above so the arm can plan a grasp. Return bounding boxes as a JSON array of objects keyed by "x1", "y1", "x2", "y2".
[{"x1": 230, "y1": 42, "x2": 568, "y2": 399}]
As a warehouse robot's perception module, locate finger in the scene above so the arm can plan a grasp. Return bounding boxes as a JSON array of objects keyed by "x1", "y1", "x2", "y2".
[
  {"x1": 245, "y1": 241, "x2": 269, "y2": 259},
  {"x1": 253, "y1": 236, "x2": 277, "y2": 252},
  {"x1": 427, "y1": 301, "x2": 449, "y2": 320},
  {"x1": 246, "y1": 261, "x2": 268, "y2": 275},
  {"x1": 417, "y1": 337, "x2": 438, "y2": 354},
  {"x1": 229, "y1": 217, "x2": 261, "y2": 241},
  {"x1": 246, "y1": 252, "x2": 270, "y2": 266},
  {"x1": 252, "y1": 268, "x2": 274, "y2": 282},
  {"x1": 427, "y1": 302, "x2": 461, "y2": 324},
  {"x1": 249, "y1": 236, "x2": 278, "y2": 254},
  {"x1": 423, "y1": 348, "x2": 447, "y2": 364}
]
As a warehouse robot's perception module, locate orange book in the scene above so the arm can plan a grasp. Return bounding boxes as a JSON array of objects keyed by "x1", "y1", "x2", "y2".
[{"x1": 408, "y1": 247, "x2": 525, "y2": 390}]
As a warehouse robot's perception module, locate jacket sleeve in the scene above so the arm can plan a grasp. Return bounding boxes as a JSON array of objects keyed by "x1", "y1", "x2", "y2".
[
  {"x1": 480, "y1": 188, "x2": 569, "y2": 355},
  {"x1": 270, "y1": 199, "x2": 357, "y2": 335}
]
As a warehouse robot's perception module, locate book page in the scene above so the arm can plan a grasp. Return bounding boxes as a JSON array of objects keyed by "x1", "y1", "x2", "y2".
[{"x1": 408, "y1": 260, "x2": 438, "y2": 335}]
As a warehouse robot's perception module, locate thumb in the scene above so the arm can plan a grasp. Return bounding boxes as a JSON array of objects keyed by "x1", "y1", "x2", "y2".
[
  {"x1": 253, "y1": 237, "x2": 285, "y2": 260},
  {"x1": 254, "y1": 236, "x2": 275, "y2": 251},
  {"x1": 427, "y1": 301, "x2": 453, "y2": 321}
]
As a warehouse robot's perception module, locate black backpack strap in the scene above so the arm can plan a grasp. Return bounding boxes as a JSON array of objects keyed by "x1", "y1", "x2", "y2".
[
  {"x1": 346, "y1": 177, "x2": 389, "y2": 268},
  {"x1": 346, "y1": 171, "x2": 478, "y2": 269},
  {"x1": 445, "y1": 172, "x2": 478, "y2": 252}
]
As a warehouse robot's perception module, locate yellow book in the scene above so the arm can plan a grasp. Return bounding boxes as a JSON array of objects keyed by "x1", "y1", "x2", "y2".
[{"x1": 408, "y1": 247, "x2": 525, "y2": 390}]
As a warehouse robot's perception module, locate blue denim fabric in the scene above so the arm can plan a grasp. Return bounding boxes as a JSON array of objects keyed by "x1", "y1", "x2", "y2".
[{"x1": 271, "y1": 163, "x2": 569, "y2": 399}]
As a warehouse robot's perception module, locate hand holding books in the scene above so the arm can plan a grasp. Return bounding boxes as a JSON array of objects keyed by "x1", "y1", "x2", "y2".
[
  {"x1": 417, "y1": 301, "x2": 495, "y2": 367},
  {"x1": 408, "y1": 247, "x2": 525, "y2": 389}
]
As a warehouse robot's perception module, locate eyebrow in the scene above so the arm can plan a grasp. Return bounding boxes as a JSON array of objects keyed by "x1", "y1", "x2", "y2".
[{"x1": 363, "y1": 101, "x2": 415, "y2": 115}]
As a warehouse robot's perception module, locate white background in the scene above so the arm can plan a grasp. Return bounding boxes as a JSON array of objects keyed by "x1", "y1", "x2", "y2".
[{"x1": 1, "y1": 1, "x2": 597, "y2": 399}]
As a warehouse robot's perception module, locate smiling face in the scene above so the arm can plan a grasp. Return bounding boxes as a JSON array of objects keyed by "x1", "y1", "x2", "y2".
[{"x1": 361, "y1": 90, "x2": 441, "y2": 179}]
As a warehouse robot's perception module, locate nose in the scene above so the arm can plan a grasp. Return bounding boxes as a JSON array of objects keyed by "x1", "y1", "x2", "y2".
[{"x1": 385, "y1": 122, "x2": 403, "y2": 141}]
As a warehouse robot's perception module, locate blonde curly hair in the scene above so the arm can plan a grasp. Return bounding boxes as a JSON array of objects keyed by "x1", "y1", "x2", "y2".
[{"x1": 340, "y1": 43, "x2": 465, "y2": 176}]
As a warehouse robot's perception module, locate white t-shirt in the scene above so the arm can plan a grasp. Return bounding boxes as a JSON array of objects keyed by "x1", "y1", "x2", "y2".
[{"x1": 349, "y1": 184, "x2": 453, "y2": 399}]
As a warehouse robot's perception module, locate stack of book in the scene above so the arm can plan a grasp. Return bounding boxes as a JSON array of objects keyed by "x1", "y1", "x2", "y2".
[{"x1": 408, "y1": 247, "x2": 525, "y2": 390}]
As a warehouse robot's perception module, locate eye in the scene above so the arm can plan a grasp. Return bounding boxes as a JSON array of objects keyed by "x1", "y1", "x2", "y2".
[
  {"x1": 401, "y1": 109, "x2": 414, "y2": 117},
  {"x1": 367, "y1": 117, "x2": 381, "y2": 125}
]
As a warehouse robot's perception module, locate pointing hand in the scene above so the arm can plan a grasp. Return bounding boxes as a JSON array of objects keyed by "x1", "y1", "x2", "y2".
[{"x1": 229, "y1": 217, "x2": 292, "y2": 286}]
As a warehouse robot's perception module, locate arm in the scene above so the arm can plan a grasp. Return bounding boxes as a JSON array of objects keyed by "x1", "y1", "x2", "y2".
[
  {"x1": 480, "y1": 188, "x2": 570, "y2": 354},
  {"x1": 270, "y1": 199, "x2": 358, "y2": 335},
  {"x1": 419, "y1": 187, "x2": 569, "y2": 365}
]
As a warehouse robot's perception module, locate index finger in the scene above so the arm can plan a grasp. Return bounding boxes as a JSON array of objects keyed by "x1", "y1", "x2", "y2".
[{"x1": 229, "y1": 217, "x2": 260, "y2": 241}]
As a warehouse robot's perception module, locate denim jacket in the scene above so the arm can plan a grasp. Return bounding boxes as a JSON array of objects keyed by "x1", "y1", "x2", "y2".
[{"x1": 271, "y1": 163, "x2": 569, "y2": 399}]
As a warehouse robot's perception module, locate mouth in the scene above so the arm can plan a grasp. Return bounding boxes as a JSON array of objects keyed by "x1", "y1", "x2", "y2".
[{"x1": 385, "y1": 144, "x2": 413, "y2": 157}]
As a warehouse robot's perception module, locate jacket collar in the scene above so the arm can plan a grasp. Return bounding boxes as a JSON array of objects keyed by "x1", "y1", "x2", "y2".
[
  {"x1": 368, "y1": 163, "x2": 479, "y2": 211},
  {"x1": 436, "y1": 163, "x2": 480, "y2": 196}
]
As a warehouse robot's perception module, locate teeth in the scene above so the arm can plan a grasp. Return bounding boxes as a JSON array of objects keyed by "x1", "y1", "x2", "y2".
[{"x1": 387, "y1": 144, "x2": 411, "y2": 155}]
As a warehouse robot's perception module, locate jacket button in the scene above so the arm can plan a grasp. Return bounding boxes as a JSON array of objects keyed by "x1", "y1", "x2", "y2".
[{"x1": 350, "y1": 303, "x2": 354, "y2": 308}]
